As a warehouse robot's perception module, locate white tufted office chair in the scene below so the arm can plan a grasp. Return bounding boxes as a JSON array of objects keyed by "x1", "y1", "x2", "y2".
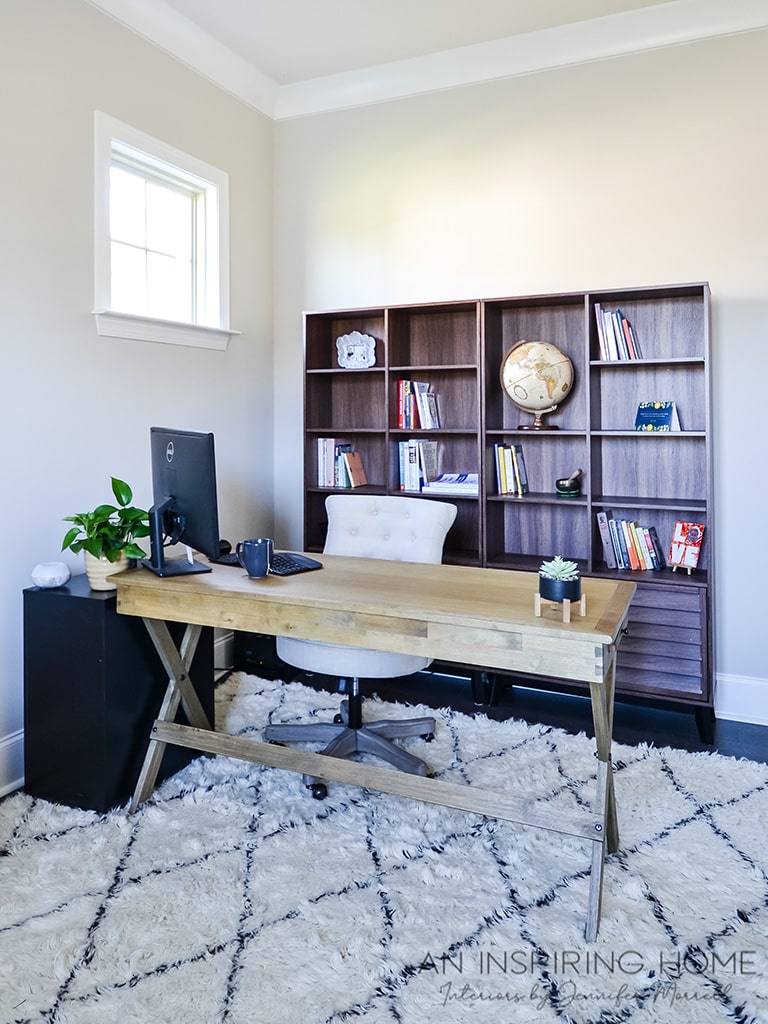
[{"x1": 266, "y1": 493, "x2": 458, "y2": 798}]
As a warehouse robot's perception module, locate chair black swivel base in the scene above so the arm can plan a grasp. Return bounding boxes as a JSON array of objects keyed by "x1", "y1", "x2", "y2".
[{"x1": 264, "y1": 677, "x2": 435, "y2": 799}]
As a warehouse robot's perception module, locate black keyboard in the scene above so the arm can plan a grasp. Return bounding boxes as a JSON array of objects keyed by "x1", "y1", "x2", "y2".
[
  {"x1": 270, "y1": 552, "x2": 323, "y2": 576},
  {"x1": 210, "y1": 551, "x2": 323, "y2": 575},
  {"x1": 209, "y1": 551, "x2": 240, "y2": 566}
]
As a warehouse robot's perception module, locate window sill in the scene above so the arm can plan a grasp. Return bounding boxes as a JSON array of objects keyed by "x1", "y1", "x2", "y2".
[{"x1": 93, "y1": 310, "x2": 239, "y2": 351}]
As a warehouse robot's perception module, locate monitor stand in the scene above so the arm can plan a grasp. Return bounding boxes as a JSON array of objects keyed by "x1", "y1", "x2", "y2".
[
  {"x1": 142, "y1": 553, "x2": 211, "y2": 578},
  {"x1": 143, "y1": 508, "x2": 212, "y2": 578}
]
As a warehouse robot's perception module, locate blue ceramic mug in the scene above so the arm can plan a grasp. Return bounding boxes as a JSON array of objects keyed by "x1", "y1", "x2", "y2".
[{"x1": 236, "y1": 537, "x2": 273, "y2": 578}]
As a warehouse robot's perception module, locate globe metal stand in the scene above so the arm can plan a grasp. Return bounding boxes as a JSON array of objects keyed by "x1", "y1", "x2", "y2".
[{"x1": 519, "y1": 405, "x2": 559, "y2": 430}]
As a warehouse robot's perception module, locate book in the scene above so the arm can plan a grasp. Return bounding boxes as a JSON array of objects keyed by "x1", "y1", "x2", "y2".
[
  {"x1": 602, "y1": 308, "x2": 619, "y2": 360},
  {"x1": 422, "y1": 473, "x2": 478, "y2": 495},
  {"x1": 399, "y1": 439, "x2": 420, "y2": 491},
  {"x1": 417, "y1": 439, "x2": 439, "y2": 484},
  {"x1": 397, "y1": 380, "x2": 412, "y2": 429},
  {"x1": 641, "y1": 527, "x2": 660, "y2": 570},
  {"x1": 317, "y1": 437, "x2": 350, "y2": 487},
  {"x1": 493, "y1": 443, "x2": 507, "y2": 494},
  {"x1": 511, "y1": 444, "x2": 528, "y2": 495},
  {"x1": 669, "y1": 521, "x2": 705, "y2": 570},
  {"x1": 609, "y1": 517, "x2": 628, "y2": 569},
  {"x1": 634, "y1": 401, "x2": 681, "y2": 431},
  {"x1": 413, "y1": 383, "x2": 439, "y2": 429},
  {"x1": 503, "y1": 447, "x2": 516, "y2": 494},
  {"x1": 613, "y1": 310, "x2": 629, "y2": 359},
  {"x1": 594, "y1": 303, "x2": 609, "y2": 359},
  {"x1": 596, "y1": 511, "x2": 617, "y2": 569},
  {"x1": 621, "y1": 520, "x2": 640, "y2": 570},
  {"x1": 509, "y1": 447, "x2": 522, "y2": 497},
  {"x1": 342, "y1": 450, "x2": 368, "y2": 487},
  {"x1": 647, "y1": 526, "x2": 666, "y2": 569},
  {"x1": 334, "y1": 442, "x2": 352, "y2": 486}
]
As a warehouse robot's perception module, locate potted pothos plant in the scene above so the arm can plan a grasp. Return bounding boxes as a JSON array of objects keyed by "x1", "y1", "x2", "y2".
[
  {"x1": 61, "y1": 477, "x2": 150, "y2": 590},
  {"x1": 538, "y1": 555, "x2": 581, "y2": 603}
]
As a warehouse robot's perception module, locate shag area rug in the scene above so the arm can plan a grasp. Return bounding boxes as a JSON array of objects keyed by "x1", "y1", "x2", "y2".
[{"x1": 2, "y1": 672, "x2": 768, "y2": 1024}]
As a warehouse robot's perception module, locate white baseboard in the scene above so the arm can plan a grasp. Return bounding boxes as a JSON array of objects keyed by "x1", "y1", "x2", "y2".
[
  {"x1": 214, "y1": 627, "x2": 235, "y2": 672},
  {"x1": 715, "y1": 673, "x2": 768, "y2": 726},
  {"x1": 0, "y1": 730, "x2": 24, "y2": 798}
]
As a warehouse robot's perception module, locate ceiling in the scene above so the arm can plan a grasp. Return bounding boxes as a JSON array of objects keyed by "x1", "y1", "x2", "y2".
[
  {"x1": 158, "y1": 0, "x2": 671, "y2": 84},
  {"x1": 86, "y1": 0, "x2": 768, "y2": 118}
]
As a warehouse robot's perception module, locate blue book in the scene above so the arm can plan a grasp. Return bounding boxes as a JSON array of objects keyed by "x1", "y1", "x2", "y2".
[{"x1": 634, "y1": 401, "x2": 681, "y2": 431}]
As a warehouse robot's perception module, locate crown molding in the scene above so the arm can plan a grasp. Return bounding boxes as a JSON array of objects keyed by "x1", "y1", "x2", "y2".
[
  {"x1": 86, "y1": 0, "x2": 768, "y2": 121},
  {"x1": 84, "y1": 0, "x2": 279, "y2": 117}
]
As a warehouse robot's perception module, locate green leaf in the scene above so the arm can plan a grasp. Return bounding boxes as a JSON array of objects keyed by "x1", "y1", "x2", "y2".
[{"x1": 111, "y1": 477, "x2": 133, "y2": 507}]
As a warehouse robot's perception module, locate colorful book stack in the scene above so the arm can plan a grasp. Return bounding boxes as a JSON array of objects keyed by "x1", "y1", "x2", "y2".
[
  {"x1": 398, "y1": 438, "x2": 438, "y2": 492},
  {"x1": 595, "y1": 511, "x2": 666, "y2": 570},
  {"x1": 396, "y1": 380, "x2": 440, "y2": 429},
  {"x1": 316, "y1": 437, "x2": 367, "y2": 488},
  {"x1": 594, "y1": 304, "x2": 643, "y2": 360},
  {"x1": 493, "y1": 443, "x2": 528, "y2": 497}
]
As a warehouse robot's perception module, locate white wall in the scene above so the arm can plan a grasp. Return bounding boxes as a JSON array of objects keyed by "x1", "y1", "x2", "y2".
[
  {"x1": 0, "y1": 1, "x2": 274, "y2": 793},
  {"x1": 274, "y1": 30, "x2": 768, "y2": 722}
]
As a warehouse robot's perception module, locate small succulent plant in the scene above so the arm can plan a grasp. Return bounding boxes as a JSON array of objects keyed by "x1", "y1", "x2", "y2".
[{"x1": 539, "y1": 555, "x2": 580, "y2": 582}]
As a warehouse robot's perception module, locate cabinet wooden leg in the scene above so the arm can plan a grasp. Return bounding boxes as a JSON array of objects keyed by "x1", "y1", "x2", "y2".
[{"x1": 695, "y1": 706, "x2": 715, "y2": 744}]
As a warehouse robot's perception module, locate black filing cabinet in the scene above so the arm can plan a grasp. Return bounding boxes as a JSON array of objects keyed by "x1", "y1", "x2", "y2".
[{"x1": 23, "y1": 573, "x2": 214, "y2": 812}]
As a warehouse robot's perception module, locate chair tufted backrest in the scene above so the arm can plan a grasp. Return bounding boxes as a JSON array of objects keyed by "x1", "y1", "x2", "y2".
[{"x1": 323, "y1": 494, "x2": 457, "y2": 565}]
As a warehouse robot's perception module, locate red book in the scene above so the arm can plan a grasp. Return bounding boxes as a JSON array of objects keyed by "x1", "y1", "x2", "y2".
[{"x1": 669, "y1": 521, "x2": 705, "y2": 570}]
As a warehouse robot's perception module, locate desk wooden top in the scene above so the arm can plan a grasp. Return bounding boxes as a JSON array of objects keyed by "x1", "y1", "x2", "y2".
[{"x1": 114, "y1": 555, "x2": 635, "y2": 684}]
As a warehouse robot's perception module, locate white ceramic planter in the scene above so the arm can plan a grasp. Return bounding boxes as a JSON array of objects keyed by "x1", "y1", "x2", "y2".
[{"x1": 84, "y1": 551, "x2": 126, "y2": 591}]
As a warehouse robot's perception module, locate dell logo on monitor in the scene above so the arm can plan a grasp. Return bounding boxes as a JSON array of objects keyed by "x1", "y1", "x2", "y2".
[{"x1": 166, "y1": 442, "x2": 175, "y2": 463}]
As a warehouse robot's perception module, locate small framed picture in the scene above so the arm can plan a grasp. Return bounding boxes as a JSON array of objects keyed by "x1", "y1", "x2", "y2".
[{"x1": 336, "y1": 331, "x2": 376, "y2": 369}]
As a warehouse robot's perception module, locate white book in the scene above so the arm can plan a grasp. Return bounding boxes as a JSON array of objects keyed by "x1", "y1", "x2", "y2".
[
  {"x1": 423, "y1": 473, "x2": 478, "y2": 494},
  {"x1": 417, "y1": 439, "x2": 439, "y2": 483}
]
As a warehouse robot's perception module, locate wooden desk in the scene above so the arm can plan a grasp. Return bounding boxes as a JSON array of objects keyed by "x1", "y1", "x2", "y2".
[{"x1": 115, "y1": 555, "x2": 634, "y2": 940}]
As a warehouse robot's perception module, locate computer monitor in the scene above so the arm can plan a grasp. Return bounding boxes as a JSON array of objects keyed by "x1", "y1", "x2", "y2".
[{"x1": 143, "y1": 426, "x2": 221, "y2": 577}]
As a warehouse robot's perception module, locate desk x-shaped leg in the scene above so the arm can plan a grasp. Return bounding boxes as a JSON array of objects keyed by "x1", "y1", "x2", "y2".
[
  {"x1": 585, "y1": 649, "x2": 619, "y2": 941},
  {"x1": 130, "y1": 619, "x2": 211, "y2": 812},
  {"x1": 129, "y1": 618, "x2": 619, "y2": 942}
]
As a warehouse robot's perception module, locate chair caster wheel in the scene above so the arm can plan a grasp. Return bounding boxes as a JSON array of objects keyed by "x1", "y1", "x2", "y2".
[
  {"x1": 308, "y1": 783, "x2": 328, "y2": 800},
  {"x1": 422, "y1": 733, "x2": 435, "y2": 742},
  {"x1": 333, "y1": 714, "x2": 343, "y2": 724}
]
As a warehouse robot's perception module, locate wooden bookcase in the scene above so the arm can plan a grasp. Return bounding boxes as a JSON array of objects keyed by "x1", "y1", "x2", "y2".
[{"x1": 302, "y1": 283, "x2": 713, "y2": 730}]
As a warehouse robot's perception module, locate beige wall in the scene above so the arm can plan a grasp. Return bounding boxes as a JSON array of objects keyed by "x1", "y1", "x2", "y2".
[
  {"x1": 274, "y1": 30, "x2": 768, "y2": 713},
  {"x1": 0, "y1": 1, "x2": 274, "y2": 790}
]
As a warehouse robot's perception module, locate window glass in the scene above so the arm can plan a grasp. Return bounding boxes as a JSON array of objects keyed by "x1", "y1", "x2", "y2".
[{"x1": 94, "y1": 112, "x2": 233, "y2": 348}]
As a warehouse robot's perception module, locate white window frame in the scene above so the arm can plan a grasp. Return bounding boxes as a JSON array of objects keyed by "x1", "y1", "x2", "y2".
[{"x1": 93, "y1": 112, "x2": 238, "y2": 350}]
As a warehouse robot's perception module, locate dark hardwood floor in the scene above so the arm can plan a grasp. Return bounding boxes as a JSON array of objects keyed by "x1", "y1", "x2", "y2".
[
  {"x1": 235, "y1": 636, "x2": 766, "y2": 765},
  {"x1": 406, "y1": 669, "x2": 767, "y2": 765}
]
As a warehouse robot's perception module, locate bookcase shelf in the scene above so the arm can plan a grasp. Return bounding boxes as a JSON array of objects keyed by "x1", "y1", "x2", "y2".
[{"x1": 302, "y1": 282, "x2": 713, "y2": 725}]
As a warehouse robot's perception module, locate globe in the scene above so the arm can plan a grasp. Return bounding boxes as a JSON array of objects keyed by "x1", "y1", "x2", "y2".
[{"x1": 499, "y1": 340, "x2": 574, "y2": 430}]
